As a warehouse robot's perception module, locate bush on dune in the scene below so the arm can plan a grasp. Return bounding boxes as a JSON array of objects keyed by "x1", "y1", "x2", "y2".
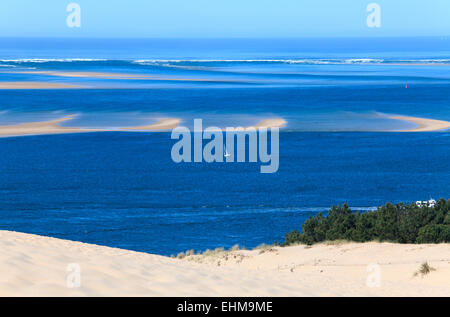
[
  {"x1": 416, "y1": 224, "x2": 450, "y2": 243},
  {"x1": 283, "y1": 198, "x2": 450, "y2": 246}
]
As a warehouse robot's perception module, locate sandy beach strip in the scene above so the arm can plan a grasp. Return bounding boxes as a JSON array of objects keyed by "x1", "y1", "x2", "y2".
[
  {"x1": 0, "y1": 115, "x2": 100, "y2": 137},
  {"x1": 208, "y1": 118, "x2": 288, "y2": 131},
  {"x1": 252, "y1": 118, "x2": 287, "y2": 129},
  {"x1": 0, "y1": 116, "x2": 286, "y2": 137},
  {"x1": 8, "y1": 70, "x2": 242, "y2": 83},
  {"x1": 0, "y1": 230, "x2": 448, "y2": 296},
  {"x1": 390, "y1": 115, "x2": 450, "y2": 132},
  {"x1": 0, "y1": 116, "x2": 183, "y2": 137},
  {"x1": 13, "y1": 71, "x2": 151, "y2": 80},
  {"x1": 0, "y1": 82, "x2": 81, "y2": 89},
  {"x1": 202, "y1": 118, "x2": 287, "y2": 132},
  {"x1": 123, "y1": 118, "x2": 181, "y2": 131}
]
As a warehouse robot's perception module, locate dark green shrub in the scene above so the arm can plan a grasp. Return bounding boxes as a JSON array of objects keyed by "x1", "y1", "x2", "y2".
[
  {"x1": 283, "y1": 230, "x2": 302, "y2": 246},
  {"x1": 416, "y1": 224, "x2": 450, "y2": 243},
  {"x1": 282, "y1": 199, "x2": 450, "y2": 246},
  {"x1": 444, "y1": 213, "x2": 450, "y2": 225}
]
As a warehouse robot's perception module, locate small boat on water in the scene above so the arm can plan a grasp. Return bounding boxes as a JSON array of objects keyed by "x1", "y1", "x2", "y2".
[
  {"x1": 415, "y1": 199, "x2": 436, "y2": 208},
  {"x1": 224, "y1": 145, "x2": 231, "y2": 158}
]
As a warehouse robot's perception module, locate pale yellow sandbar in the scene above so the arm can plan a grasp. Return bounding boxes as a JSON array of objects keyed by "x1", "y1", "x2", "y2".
[
  {"x1": 9, "y1": 70, "x2": 239, "y2": 82},
  {"x1": 0, "y1": 115, "x2": 99, "y2": 137},
  {"x1": 197, "y1": 118, "x2": 287, "y2": 132},
  {"x1": 124, "y1": 118, "x2": 181, "y2": 131},
  {"x1": 390, "y1": 115, "x2": 450, "y2": 132},
  {"x1": 0, "y1": 116, "x2": 182, "y2": 137},
  {"x1": 0, "y1": 82, "x2": 81, "y2": 89},
  {"x1": 252, "y1": 118, "x2": 287, "y2": 129},
  {"x1": 13, "y1": 71, "x2": 151, "y2": 80},
  {"x1": 0, "y1": 230, "x2": 449, "y2": 296}
]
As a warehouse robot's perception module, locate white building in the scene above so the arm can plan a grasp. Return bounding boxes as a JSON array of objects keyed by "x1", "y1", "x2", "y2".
[{"x1": 415, "y1": 199, "x2": 436, "y2": 208}]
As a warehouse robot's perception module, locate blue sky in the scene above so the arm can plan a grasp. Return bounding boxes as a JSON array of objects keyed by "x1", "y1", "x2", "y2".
[{"x1": 0, "y1": 0, "x2": 448, "y2": 38}]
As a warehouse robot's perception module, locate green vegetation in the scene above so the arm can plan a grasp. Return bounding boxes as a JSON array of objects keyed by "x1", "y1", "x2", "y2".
[
  {"x1": 282, "y1": 198, "x2": 450, "y2": 246},
  {"x1": 414, "y1": 262, "x2": 436, "y2": 277}
]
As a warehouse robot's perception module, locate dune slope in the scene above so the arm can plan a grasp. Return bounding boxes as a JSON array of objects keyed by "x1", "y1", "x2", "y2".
[{"x1": 0, "y1": 231, "x2": 449, "y2": 296}]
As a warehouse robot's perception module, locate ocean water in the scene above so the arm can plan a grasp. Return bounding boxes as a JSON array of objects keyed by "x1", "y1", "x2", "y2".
[
  {"x1": 1, "y1": 37, "x2": 450, "y2": 130},
  {"x1": 0, "y1": 38, "x2": 449, "y2": 255}
]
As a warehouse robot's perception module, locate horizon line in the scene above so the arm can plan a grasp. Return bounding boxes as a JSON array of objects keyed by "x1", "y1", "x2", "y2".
[{"x1": 0, "y1": 35, "x2": 449, "y2": 40}]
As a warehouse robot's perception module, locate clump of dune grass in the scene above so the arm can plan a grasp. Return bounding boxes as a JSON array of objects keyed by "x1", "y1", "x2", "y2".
[
  {"x1": 414, "y1": 261, "x2": 436, "y2": 277},
  {"x1": 229, "y1": 244, "x2": 240, "y2": 251},
  {"x1": 174, "y1": 249, "x2": 196, "y2": 260},
  {"x1": 255, "y1": 243, "x2": 277, "y2": 254},
  {"x1": 184, "y1": 249, "x2": 195, "y2": 256},
  {"x1": 201, "y1": 247, "x2": 225, "y2": 257},
  {"x1": 182, "y1": 247, "x2": 233, "y2": 264},
  {"x1": 255, "y1": 243, "x2": 271, "y2": 250},
  {"x1": 212, "y1": 247, "x2": 225, "y2": 253},
  {"x1": 321, "y1": 240, "x2": 353, "y2": 246}
]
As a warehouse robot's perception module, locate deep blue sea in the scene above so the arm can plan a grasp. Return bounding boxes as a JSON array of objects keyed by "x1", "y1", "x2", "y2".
[{"x1": 0, "y1": 38, "x2": 449, "y2": 255}]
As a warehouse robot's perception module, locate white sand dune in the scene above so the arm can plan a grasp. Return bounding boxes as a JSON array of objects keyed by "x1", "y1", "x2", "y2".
[
  {"x1": 390, "y1": 115, "x2": 450, "y2": 132},
  {"x1": 0, "y1": 230, "x2": 448, "y2": 296}
]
